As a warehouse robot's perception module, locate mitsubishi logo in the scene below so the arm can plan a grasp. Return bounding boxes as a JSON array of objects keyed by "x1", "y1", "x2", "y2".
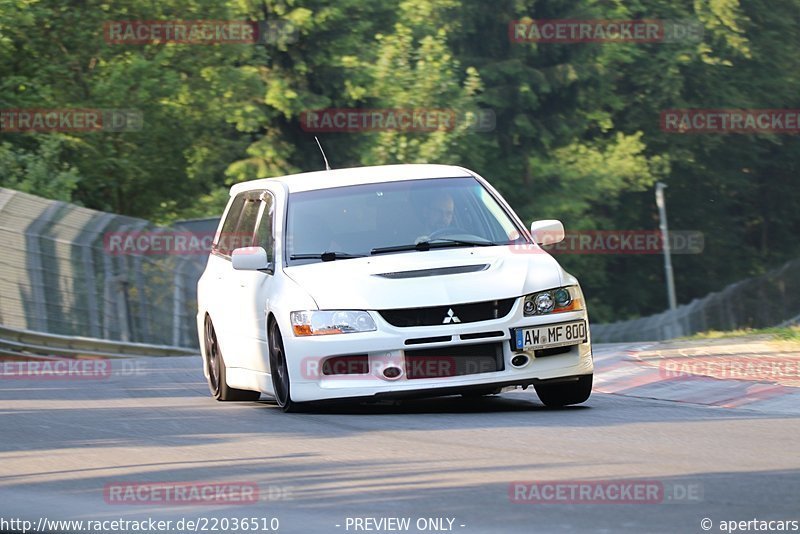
[{"x1": 443, "y1": 308, "x2": 461, "y2": 324}]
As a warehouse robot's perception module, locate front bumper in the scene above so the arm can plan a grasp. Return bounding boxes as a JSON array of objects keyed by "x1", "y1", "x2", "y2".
[{"x1": 279, "y1": 298, "x2": 593, "y2": 403}]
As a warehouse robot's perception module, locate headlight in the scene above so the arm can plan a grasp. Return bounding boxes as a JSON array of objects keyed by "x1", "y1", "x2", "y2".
[
  {"x1": 533, "y1": 292, "x2": 555, "y2": 314},
  {"x1": 290, "y1": 310, "x2": 377, "y2": 336},
  {"x1": 523, "y1": 286, "x2": 583, "y2": 316}
]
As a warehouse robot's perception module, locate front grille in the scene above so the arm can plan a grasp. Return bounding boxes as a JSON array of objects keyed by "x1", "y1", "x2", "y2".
[
  {"x1": 460, "y1": 331, "x2": 504, "y2": 341},
  {"x1": 379, "y1": 298, "x2": 515, "y2": 327},
  {"x1": 404, "y1": 343, "x2": 504, "y2": 380},
  {"x1": 405, "y1": 336, "x2": 452, "y2": 346}
]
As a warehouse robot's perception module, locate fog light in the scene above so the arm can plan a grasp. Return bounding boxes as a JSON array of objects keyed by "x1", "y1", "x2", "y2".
[
  {"x1": 383, "y1": 366, "x2": 402, "y2": 379},
  {"x1": 511, "y1": 355, "x2": 529, "y2": 367}
]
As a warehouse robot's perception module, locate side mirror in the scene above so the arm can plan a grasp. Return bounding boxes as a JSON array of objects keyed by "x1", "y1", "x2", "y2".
[
  {"x1": 232, "y1": 247, "x2": 270, "y2": 271},
  {"x1": 530, "y1": 220, "x2": 565, "y2": 245}
]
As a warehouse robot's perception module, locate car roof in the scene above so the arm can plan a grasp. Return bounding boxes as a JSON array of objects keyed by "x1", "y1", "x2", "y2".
[{"x1": 229, "y1": 164, "x2": 476, "y2": 196}]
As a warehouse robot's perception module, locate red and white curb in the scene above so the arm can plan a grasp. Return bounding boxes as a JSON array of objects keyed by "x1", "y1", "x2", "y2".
[{"x1": 592, "y1": 343, "x2": 800, "y2": 414}]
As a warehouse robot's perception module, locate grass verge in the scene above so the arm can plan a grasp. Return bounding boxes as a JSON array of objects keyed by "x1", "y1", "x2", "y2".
[{"x1": 684, "y1": 325, "x2": 800, "y2": 342}]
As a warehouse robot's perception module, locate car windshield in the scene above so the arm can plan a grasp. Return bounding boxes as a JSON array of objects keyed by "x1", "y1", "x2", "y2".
[{"x1": 285, "y1": 177, "x2": 526, "y2": 264}]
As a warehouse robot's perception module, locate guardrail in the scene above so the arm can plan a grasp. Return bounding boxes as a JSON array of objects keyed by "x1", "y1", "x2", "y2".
[
  {"x1": 0, "y1": 188, "x2": 209, "y2": 348},
  {"x1": 0, "y1": 324, "x2": 196, "y2": 360}
]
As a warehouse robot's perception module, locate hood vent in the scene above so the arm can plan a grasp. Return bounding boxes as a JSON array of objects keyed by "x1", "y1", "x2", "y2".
[{"x1": 375, "y1": 264, "x2": 489, "y2": 279}]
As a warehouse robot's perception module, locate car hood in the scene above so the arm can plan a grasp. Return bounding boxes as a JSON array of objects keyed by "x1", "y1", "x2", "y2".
[{"x1": 282, "y1": 246, "x2": 564, "y2": 310}]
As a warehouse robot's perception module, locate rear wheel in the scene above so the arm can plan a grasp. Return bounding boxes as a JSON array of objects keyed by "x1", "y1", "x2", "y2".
[
  {"x1": 204, "y1": 318, "x2": 261, "y2": 402},
  {"x1": 269, "y1": 321, "x2": 299, "y2": 412},
  {"x1": 534, "y1": 374, "x2": 592, "y2": 407}
]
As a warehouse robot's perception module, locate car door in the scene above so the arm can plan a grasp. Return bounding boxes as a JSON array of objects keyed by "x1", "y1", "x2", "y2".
[
  {"x1": 207, "y1": 190, "x2": 264, "y2": 368},
  {"x1": 205, "y1": 192, "x2": 246, "y2": 349},
  {"x1": 229, "y1": 190, "x2": 275, "y2": 373}
]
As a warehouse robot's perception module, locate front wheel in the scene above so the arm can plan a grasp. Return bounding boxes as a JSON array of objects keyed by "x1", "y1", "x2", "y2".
[
  {"x1": 269, "y1": 321, "x2": 299, "y2": 412},
  {"x1": 534, "y1": 374, "x2": 592, "y2": 407}
]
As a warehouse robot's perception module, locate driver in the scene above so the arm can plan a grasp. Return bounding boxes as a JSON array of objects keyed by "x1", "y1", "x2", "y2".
[{"x1": 416, "y1": 191, "x2": 455, "y2": 242}]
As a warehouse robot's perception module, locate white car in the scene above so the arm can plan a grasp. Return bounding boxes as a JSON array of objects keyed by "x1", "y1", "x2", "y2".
[{"x1": 196, "y1": 164, "x2": 593, "y2": 411}]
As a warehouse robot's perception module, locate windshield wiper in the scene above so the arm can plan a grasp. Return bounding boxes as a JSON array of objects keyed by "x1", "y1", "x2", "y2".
[
  {"x1": 290, "y1": 252, "x2": 367, "y2": 262},
  {"x1": 370, "y1": 238, "x2": 499, "y2": 255}
]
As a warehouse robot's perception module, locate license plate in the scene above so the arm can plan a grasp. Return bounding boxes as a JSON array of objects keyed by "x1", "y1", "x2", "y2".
[{"x1": 512, "y1": 320, "x2": 587, "y2": 351}]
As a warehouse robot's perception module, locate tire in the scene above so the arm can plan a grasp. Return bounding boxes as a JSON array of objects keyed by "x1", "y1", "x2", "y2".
[
  {"x1": 534, "y1": 374, "x2": 593, "y2": 407},
  {"x1": 268, "y1": 321, "x2": 300, "y2": 412},
  {"x1": 204, "y1": 318, "x2": 261, "y2": 402}
]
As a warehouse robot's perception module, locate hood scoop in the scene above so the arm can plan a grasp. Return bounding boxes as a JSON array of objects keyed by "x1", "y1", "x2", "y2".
[{"x1": 374, "y1": 264, "x2": 490, "y2": 279}]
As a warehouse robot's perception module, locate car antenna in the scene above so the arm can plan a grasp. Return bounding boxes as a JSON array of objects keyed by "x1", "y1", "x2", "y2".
[{"x1": 314, "y1": 136, "x2": 332, "y2": 171}]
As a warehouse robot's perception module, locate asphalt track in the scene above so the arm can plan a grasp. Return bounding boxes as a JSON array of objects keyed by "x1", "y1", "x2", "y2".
[{"x1": 1, "y1": 344, "x2": 798, "y2": 534}]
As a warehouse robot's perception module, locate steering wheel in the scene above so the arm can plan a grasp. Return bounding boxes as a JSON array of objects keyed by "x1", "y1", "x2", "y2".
[{"x1": 424, "y1": 227, "x2": 485, "y2": 241}]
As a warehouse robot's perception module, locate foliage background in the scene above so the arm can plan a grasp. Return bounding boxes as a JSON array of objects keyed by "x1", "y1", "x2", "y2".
[{"x1": 1, "y1": 0, "x2": 798, "y2": 322}]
